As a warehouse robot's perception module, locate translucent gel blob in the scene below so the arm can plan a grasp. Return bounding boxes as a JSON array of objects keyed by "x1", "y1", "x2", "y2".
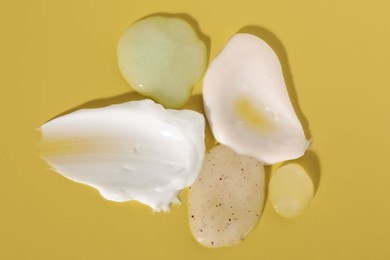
[{"x1": 269, "y1": 164, "x2": 314, "y2": 218}]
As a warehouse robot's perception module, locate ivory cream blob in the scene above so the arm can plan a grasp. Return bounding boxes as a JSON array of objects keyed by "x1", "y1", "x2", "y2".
[{"x1": 203, "y1": 33, "x2": 310, "y2": 165}]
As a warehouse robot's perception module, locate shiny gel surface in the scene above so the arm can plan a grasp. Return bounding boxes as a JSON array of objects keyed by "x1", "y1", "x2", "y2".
[{"x1": 269, "y1": 164, "x2": 314, "y2": 218}]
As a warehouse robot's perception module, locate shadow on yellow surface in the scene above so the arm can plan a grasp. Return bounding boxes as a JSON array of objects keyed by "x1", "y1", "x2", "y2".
[
  {"x1": 49, "y1": 91, "x2": 146, "y2": 121},
  {"x1": 182, "y1": 94, "x2": 217, "y2": 151},
  {"x1": 292, "y1": 150, "x2": 321, "y2": 196}
]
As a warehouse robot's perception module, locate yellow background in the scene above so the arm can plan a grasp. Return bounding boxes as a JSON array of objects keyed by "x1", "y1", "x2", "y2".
[{"x1": 1, "y1": 0, "x2": 389, "y2": 259}]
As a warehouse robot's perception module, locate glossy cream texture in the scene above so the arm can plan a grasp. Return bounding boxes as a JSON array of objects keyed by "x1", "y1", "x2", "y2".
[
  {"x1": 38, "y1": 99, "x2": 205, "y2": 212},
  {"x1": 203, "y1": 34, "x2": 310, "y2": 165}
]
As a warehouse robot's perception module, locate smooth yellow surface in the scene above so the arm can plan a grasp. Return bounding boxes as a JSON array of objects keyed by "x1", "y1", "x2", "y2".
[{"x1": 1, "y1": 0, "x2": 390, "y2": 259}]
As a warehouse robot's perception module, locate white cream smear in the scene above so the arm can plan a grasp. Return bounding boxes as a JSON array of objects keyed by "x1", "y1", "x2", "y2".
[
  {"x1": 38, "y1": 99, "x2": 205, "y2": 212},
  {"x1": 203, "y1": 34, "x2": 310, "y2": 165}
]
